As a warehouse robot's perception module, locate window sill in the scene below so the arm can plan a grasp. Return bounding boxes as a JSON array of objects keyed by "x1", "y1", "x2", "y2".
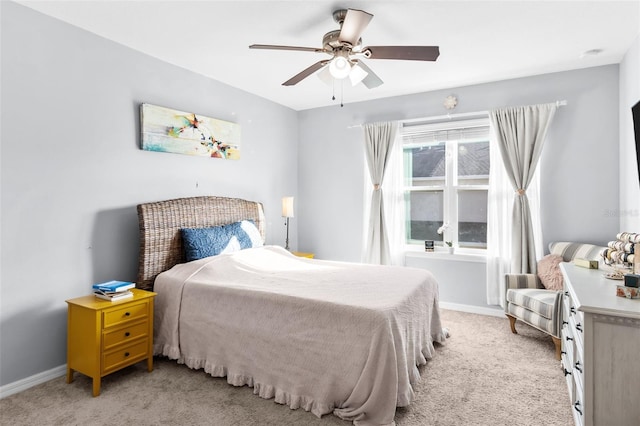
[{"x1": 404, "y1": 247, "x2": 487, "y2": 263}]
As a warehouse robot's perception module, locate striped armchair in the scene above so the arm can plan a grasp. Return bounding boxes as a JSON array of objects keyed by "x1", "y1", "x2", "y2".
[{"x1": 504, "y1": 242, "x2": 606, "y2": 360}]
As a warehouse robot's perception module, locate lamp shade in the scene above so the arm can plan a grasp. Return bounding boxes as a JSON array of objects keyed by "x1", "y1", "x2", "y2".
[
  {"x1": 348, "y1": 64, "x2": 368, "y2": 85},
  {"x1": 282, "y1": 196, "x2": 294, "y2": 218},
  {"x1": 329, "y1": 56, "x2": 351, "y2": 79}
]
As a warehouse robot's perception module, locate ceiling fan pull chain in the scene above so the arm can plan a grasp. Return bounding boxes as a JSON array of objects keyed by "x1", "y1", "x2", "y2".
[
  {"x1": 332, "y1": 78, "x2": 336, "y2": 101},
  {"x1": 340, "y1": 80, "x2": 344, "y2": 107}
]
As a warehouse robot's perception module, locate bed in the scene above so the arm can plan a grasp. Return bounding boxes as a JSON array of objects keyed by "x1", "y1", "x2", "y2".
[{"x1": 137, "y1": 196, "x2": 446, "y2": 426}]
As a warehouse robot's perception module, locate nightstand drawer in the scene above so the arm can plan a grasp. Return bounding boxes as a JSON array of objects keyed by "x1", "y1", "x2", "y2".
[
  {"x1": 102, "y1": 339, "x2": 149, "y2": 374},
  {"x1": 103, "y1": 301, "x2": 148, "y2": 329},
  {"x1": 103, "y1": 321, "x2": 149, "y2": 350}
]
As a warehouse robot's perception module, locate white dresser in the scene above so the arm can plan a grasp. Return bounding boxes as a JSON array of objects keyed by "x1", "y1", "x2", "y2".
[{"x1": 559, "y1": 263, "x2": 640, "y2": 426}]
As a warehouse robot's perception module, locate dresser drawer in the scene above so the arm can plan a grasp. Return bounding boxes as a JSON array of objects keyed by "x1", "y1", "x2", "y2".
[
  {"x1": 103, "y1": 301, "x2": 149, "y2": 329},
  {"x1": 103, "y1": 320, "x2": 149, "y2": 350},
  {"x1": 561, "y1": 326, "x2": 574, "y2": 370},
  {"x1": 572, "y1": 375, "x2": 585, "y2": 426},
  {"x1": 102, "y1": 339, "x2": 149, "y2": 374}
]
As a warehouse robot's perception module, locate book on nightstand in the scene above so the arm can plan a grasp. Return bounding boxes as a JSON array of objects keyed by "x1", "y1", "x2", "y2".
[
  {"x1": 92, "y1": 280, "x2": 136, "y2": 293},
  {"x1": 93, "y1": 289, "x2": 134, "y2": 301}
]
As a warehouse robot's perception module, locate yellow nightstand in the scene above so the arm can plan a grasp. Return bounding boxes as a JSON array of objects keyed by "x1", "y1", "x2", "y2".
[
  {"x1": 292, "y1": 251, "x2": 314, "y2": 259},
  {"x1": 66, "y1": 288, "x2": 156, "y2": 396}
]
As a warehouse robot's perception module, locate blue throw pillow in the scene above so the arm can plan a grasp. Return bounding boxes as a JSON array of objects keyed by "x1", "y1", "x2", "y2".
[{"x1": 181, "y1": 220, "x2": 262, "y2": 262}]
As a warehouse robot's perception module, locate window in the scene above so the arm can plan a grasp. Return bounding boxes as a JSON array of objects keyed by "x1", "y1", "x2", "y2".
[{"x1": 402, "y1": 118, "x2": 490, "y2": 249}]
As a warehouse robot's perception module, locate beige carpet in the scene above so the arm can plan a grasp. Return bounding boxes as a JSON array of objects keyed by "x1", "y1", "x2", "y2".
[{"x1": 0, "y1": 309, "x2": 573, "y2": 426}]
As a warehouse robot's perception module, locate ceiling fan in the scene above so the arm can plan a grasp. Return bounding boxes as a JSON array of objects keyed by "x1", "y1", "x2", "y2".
[{"x1": 249, "y1": 8, "x2": 440, "y2": 89}]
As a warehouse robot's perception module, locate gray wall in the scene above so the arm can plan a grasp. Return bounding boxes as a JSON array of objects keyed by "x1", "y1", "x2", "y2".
[
  {"x1": 298, "y1": 65, "x2": 621, "y2": 303},
  {"x1": 0, "y1": 2, "x2": 299, "y2": 386}
]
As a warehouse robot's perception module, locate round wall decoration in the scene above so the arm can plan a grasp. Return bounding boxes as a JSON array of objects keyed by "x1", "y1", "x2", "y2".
[{"x1": 444, "y1": 95, "x2": 458, "y2": 110}]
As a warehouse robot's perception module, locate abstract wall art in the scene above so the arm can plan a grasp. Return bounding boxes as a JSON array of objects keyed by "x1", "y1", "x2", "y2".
[{"x1": 140, "y1": 103, "x2": 240, "y2": 159}]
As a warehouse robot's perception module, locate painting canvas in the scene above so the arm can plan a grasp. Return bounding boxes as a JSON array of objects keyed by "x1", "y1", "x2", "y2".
[{"x1": 140, "y1": 103, "x2": 240, "y2": 159}]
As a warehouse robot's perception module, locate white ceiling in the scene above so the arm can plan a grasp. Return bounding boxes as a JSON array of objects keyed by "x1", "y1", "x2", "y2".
[{"x1": 18, "y1": 0, "x2": 640, "y2": 111}]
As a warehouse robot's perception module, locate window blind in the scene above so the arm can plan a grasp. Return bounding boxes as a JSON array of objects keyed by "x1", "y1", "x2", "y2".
[{"x1": 402, "y1": 118, "x2": 490, "y2": 145}]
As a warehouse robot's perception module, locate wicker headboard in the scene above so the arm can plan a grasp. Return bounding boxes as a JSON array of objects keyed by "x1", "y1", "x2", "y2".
[{"x1": 136, "y1": 196, "x2": 266, "y2": 290}]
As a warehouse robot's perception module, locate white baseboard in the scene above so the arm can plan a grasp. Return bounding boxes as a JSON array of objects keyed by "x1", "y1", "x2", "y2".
[
  {"x1": 0, "y1": 364, "x2": 66, "y2": 399},
  {"x1": 440, "y1": 301, "x2": 504, "y2": 318}
]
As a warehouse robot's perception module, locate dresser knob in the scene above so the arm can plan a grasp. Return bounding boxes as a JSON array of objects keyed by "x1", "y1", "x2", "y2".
[
  {"x1": 125, "y1": 332, "x2": 130, "y2": 337},
  {"x1": 124, "y1": 352, "x2": 130, "y2": 357},
  {"x1": 574, "y1": 401, "x2": 582, "y2": 415},
  {"x1": 124, "y1": 312, "x2": 130, "y2": 316}
]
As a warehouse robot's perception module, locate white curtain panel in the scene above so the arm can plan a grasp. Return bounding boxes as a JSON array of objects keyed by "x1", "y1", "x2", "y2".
[
  {"x1": 381, "y1": 130, "x2": 405, "y2": 266},
  {"x1": 486, "y1": 104, "x2": 557, "y2": 305},
  {"x1": 486, "y1": 128, "x2": 513, "y2": 306},
  {"x1": 362, "y1": 122, "x2": 399, "y2": 265}
]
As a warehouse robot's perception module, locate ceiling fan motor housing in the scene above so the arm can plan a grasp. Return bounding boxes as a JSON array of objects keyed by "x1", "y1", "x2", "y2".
[
  {"x1": 323, "y1": 30, "x2": 343, "y2": 51},
  {"x1": 332, "y1": 9, "x2": 348, "y2": 25}
]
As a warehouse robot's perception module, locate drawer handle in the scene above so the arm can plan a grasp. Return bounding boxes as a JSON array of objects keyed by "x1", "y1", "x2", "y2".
[
  {"x1": 563, "y1": 368, "x2": 572, "y2": 377},
  {"x1": 570, "y1": 307, "x2": 576, "y2": 315},
  {"x1": 124, "y1": 312, "x2": 131, "y2": 317},
  {"x1": 575, "y1": 361, "x2": 582, "y2": 373},
  {"x1": 124, "y1": 352, "x2": 130, "y2": 357},
  {"x1": 565, "y1": 336, "x2": 573, "y2": 342},
  {"x1": 562, "y1": 320, "x2": 568, "y2": 327},
  {"x1": 564, "y1": 291, "x2": 569, "y2": 297},
  {"x1": 125, "y1": 332, "x2": 130, "y2": 337},
  {"x1": 574, "y1": 401, "x2": 582, "y2": 416},
  {"x1": 575, "y1": 323, "x2": 583, "y2": 332},
  {"x1": 561, "y1": 351, "x2": 567, "y2": 356}
]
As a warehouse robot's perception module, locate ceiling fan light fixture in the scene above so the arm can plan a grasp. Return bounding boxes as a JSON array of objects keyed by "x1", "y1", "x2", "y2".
[
  {"x1": 329, "y1": 56, "x2": 352, "y2": 79},
  {"x1": 317, "y1": 66, "x2": 333, "y2": 86},
  {"x1": 348, "y1": 63, "x2": 368, "y2": 86}
]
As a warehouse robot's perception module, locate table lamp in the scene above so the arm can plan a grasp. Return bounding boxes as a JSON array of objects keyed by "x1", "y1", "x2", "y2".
[{"x1": 282, "y1": 196, "x2": 294, "y2": 250}]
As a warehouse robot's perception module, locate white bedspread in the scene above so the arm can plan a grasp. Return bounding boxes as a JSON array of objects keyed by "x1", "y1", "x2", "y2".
[{"x1": 153, "y1": 245, "x2": 445, "y2": 426}]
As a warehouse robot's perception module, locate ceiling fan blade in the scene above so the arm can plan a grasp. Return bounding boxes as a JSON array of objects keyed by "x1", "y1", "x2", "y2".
[
  {"x1": 249, "y1": 44, "x2": 324, "y2": 53},
  {"x1": 338, "y1": 9, "x2": 373, "y2": 46},
  {"x1": 354, "y1": 60, "x2": 383, "y2": 89},
  {"x1": 365, "y1": 46, "x2": 440, "y2": 61},
  {"x1": 283, "y1": 60, "x2": 330, "y2": 86}
]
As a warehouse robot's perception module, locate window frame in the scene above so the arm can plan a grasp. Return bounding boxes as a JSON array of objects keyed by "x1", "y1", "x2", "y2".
[{"x1": 402, "y1": 117, "x2": 490, "y2": 250}]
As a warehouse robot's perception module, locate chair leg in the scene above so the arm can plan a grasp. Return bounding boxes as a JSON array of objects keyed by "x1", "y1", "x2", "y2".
[
  {"x1": 506, "y1": 314, "x2": 517, "y2": 334},
  {"x1": 552, "y1": 336, "x2": 561, "y2": 361}
]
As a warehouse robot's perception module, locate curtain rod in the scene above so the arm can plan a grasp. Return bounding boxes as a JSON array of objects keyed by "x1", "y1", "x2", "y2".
[{"x1": 347, "y1": 100, "x2": 567, "y2": 129}]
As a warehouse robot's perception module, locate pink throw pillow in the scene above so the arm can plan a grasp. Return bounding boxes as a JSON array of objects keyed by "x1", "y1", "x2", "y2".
[{"x1": 538, "y1": 254, "x2": 564, "y2": 290}]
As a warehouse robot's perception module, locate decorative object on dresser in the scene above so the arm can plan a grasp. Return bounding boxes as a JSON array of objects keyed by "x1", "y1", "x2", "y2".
[
  {"x1": 504, "y1": 242, "x2": 606, "y2": 360},
  {"x1": 66, "y1": 288, "x2": 157, "y2": 396},
  {"x1": 560, "y1": 263, "x2": 640, "y2": 426},
  {"x1": 281, "y1": 196, "x2": 294, "y2": 250},
  {"x1": 601, "y1": 231, "x2": 638, "y2": 267}
]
